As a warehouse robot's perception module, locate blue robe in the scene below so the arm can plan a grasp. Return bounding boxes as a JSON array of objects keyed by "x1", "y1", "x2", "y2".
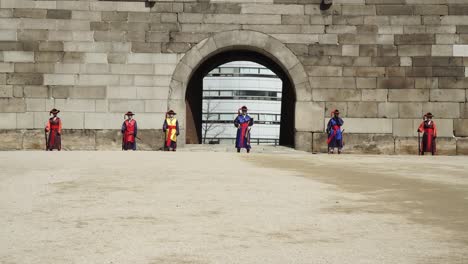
[
  {"x1": 326, "y1": 117, "x2": 343, "y2": 149},
  {"x1": 234, "y1": 115, "x2": 253, "y2": 149}
]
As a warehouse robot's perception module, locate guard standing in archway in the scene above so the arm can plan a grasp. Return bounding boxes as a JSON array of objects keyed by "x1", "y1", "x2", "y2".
[
  {"x1": 234, "y1": 106, "x2": 253, "y2": 153},
  {"x1": 163, "y1": 110, "x2": 179, "y2": 151},
  {"x1": 326, "y1": 109, "x2": 344, "y2": 154},
  {"x1": 45, "y1": 108, "x2": 62, "y2": 151},
  {"x1": 418, "y1": 112, "x2": 437, "y2": 155},
  {"x1": 122, "y1": 111, "x2": 137, "y2": 151}
]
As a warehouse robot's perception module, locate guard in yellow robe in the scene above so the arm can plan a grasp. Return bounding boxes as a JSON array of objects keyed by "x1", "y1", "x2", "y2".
[{"x1": 163, "y1": 110, "x2": 179, "y2": 151}]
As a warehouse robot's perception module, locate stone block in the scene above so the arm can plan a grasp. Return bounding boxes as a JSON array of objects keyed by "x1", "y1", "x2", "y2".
[
  {"x1": 3, "y1": 51, "x2": 34, "y2": 62},
  {"x1": 144, "y1": 100, "x2": 168, "y2": 113},
  {"x1": 376, "y1": 5, "x2": 413, "y2": 15},
  {"x1": 0, "y1": 85, "x2": 13, "y2": 98},
  {"x1": 7, "y1": 73, "x2": 43, "y2": 85},
  {"x1": 0, "y1": 112, "x2": 16, "y2": 129},
  {"x1": 325, "y1": 102, "x2": 348, "y2": 117},
  {"x1": 44, "y1": 74, "x2": 76, "y2": 86},
  {"x1": 436, "y1": 138, "x2": 457, "y2": 155},
  {"x1": 241, "y1": 4, "x2": 303, "y2": 15},
  {"x1": 455, "y1": 45, "x2": 468, "y2": 57},
  {"x1": 127, "y1": 53, "x2": 178, "y2": 64},
  {"x1": 432, "y1": 45, "x2": 453, "y2": 56},
  {"x1": 55, "y1": 99, "x2": 95, "y2": 112},
  {"x1": 58, "y1": 112, "x2": 84, "y2": 130},
  {"x1": 292, "y1": 131, "x2": 312, "y2": 152},
  {"x1": 438, "y1": 77, "x2": 468, "y2": 89},
  {"x1": 38, "y1": 42, "x2": 64, "y2": 52},
  {"x1": 398, "y1": 45, "x2": 431, "y2": 56},
  {"x1": 414, "y1": 5, "x2": 448, "y2": 15},
  {"x1": 110, "y1": 64, "x2": 153, "y2": 75},
  {"x1": 378, "y1": 102, "x2": 399, "y2": 118},
  {"x1": 282, "y1": 15, "x2": 310, "y2": 25},
  {"x1": 342, "y1": 5, "x2": 376, "y2": 15},
  {"x1": 0, "y1": 130, "x2": 22, "y2": 149},
  {"x1": 347, "y1": 102, "x2": 378, "y2": 117},
  {"x1": 454, "y1": 119, "x2": 468, "y2": 137},
  {"x1": 449, "y1": 5, "x2": 468, "y2": 15},
  {"x1": 16, "y1": 112, "x2": 34, "y2": 129},
  {"x1": 312, "y1": 132, "x2": 328, "y2": 153},
  {"x1": 430, "y1": 89, "x2": 465, "y2": 102},
  {"x1": 47, "y1": 9, "x2": 72, "y2": 19},
  {"x1": 61, "y1": 129, "x2": 96, "y2": 151},
  {"x1": 23, "y1": 85, "x2": 49, "y2": 98},
  {"x1": 422, "y1": 102, "x2": 460, "y2": 118},
  {"x1": 325, "y1": 118, "x2": 393, "y2": 134},
  {"x1": 394, "y1": 137, "x2": 418, "y2": 155},
  {"x1": 399, "y1": 102, "x2": 422, "y2": 118},
  {"x1": 13, "y1": 8, "x2": 46, "y2": 18},
  {"x1": 377, "y1": 78, "x2": 415, "y2": 89},
  {"x1": 432, "y1": 67, "x2": 465, "y2": 77},
  {"x1": 295, "y1": 101, "x2": 324, "y2": 132},
  {"x1": 95, "y1": 130, "x2": 121, "y2": 151},
  {"x1": 136, "y1": 86, "x2": 169, "y2": 100},
  {"x1": 32, "y1": 112, "x2": 50, "y2": 129},
  {"x1": 395, "y1": 34, "x2": 435, "y2": 44},
  {"x1": 393, "y1": 119, "x2": 414, "y2": 137},
  {"x1": 309, "y1": 44, "x2": 342, "y2": 56},
  {"x1": 306, "y1": 66, "x2": 342, "y2": 77},
  {"x1": 69, "y1": 86, "x2": 106, "y2": 99},
  {"x1": 0, "y1": 98, "x2": 26, "y2": 113},
  {"x1": 78, "y1": 74, "x2": 120, "y2": 86},
  {"x1": 26, "y1": 98, "x2": 46, "y2": 112},
  {"x1": 312, "y1": 89, "x2": 361, "y2": 102},
  {"x1": 108, "y1": 99, "x2": 145, "y2": 113},
  {"x1": 21, "y1": 130, "x2": 43, "y2": 150},
  {"x1": 390, "y1": 16, "x2": 421, "y2": 25},
  {"x1": 136, "y1": 113, "x2": 166, "y2": 130},
  {"x1": 361, "y1": 89, "x2": 387, "y2": 101},
  {"x1": 356, "y1": 78, "x2": 377, "y2": 89},
  {"x1": 342, "y1": 45, "x2": 359, "y2": 56},
  {"x1": 0, "y1": 30, "x2": 16, "y2": 41},
  {"x1": 309, "y1": 77, "x2": 355, "y2": 88},
  {"x1": 389, "y1": 89, "x2": 429, "y2": 102},
  {"x1": 94, "y1": 31, "x2": 126, "y2": 42},
  {"x1": 84, "y1": 113, "x2": 123, "y2": 129},
  {"x1": 204, "y1": 14, "x2": 281, "y2": 25},
  {"x1": 344, "y1": 67, "x2": 386, "y2": 77},
  {"x1": 456, "y1": 138, "x2": 468, "y2": 155},
  {"x1": 131, "y1": 42, "x2": 162, "y2": 53},
  {"x1": 107, "y1": 86, "x2": 137, "y2": 99}
]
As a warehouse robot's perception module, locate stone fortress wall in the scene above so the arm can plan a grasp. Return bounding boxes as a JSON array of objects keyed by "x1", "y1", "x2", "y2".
[{"x1": 0, "y1": 0, "x2": 467, "y2": 154}]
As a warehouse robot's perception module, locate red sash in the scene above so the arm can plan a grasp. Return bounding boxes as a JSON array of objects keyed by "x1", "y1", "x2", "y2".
[
  {"x1": 327, "y1": 125, "x2": 340, "y2": 144},
  {"x1": 166, "y1": 125, "x2": 176, "y2": 147},
  {"x1": 239, "y1": 123, "x2": 249, "y2": 147}
]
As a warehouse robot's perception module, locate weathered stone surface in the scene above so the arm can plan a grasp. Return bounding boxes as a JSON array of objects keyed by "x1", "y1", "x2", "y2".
[
  {"x1": 61, "y1": 129, "x2": 96, "y2": 151},
  {"x1": 378, "y1": 102, "x2": 399, "y2": 118},
  {"x1": 456, "y1": 137, "x2": 468, "y2": 155},
  {"x1": 295, "y1": 102, "x2": 324, "y2": 132},
  {"x1": 389, "y1": 89, "x2": 429, "y2": 102},
  {"x1": 436, "y1": 138, "x2": 457, "y2": 155},
  {"x1": 295, "y1": 131, "x2": 313, "y2": 152},
  {"x1": 0, "y1": 130, "x2": 22, "y2": 150},
  {"x1": 314, "y1": 132, "x2": 395, "y2": 154},
  {"x1": 347, "y1": 102, "x2": 378, "y2": 117},
  {"x1": 454, "y1": 119, "x2": 468, "y2": 137}
]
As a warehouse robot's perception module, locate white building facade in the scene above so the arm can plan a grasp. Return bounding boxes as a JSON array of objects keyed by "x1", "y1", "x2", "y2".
[{"x1": 202, "y1": 61, "x2": 282, "y2": 145}]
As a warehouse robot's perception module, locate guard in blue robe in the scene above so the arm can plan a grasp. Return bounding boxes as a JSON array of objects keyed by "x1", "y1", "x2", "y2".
[
  {"x1": 234, "y1": 106, "x2": 253, "y2": 153},
  {"x1": 326, "y1": 109, "x2": 344, "y2": 154}
]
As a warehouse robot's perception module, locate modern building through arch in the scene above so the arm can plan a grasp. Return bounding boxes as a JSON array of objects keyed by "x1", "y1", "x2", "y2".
[
  {"x1": 184, "y1": 50, "x2": 296, "y2": 148},
  {"x1": 202, "y1": 61, "x2": 283, "y2": 146}
]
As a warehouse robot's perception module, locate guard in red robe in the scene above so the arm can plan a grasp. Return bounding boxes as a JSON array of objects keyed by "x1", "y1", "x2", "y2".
[
  {"x1": 45, "y1": 108, "x2": 62, "y2": 151},
  {"x1": 163, "y1": 110, "x2": 179, "y2": 151},
  {"x1": 418, "y1": 112, "x2": 437, "y2": 155},
  {"x1": 121, "y1": 111, "x2": 137, "y2": 151}
]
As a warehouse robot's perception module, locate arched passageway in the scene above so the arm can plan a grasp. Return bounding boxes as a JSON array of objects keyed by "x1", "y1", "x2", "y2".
[{"x1": 168, "y1": 30, "x2": 311, "y2": 149}]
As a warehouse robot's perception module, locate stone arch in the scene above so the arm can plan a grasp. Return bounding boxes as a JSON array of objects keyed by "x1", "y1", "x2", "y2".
[{"x1": 168, "y1": 30, "x2": 311, "y2": 148}]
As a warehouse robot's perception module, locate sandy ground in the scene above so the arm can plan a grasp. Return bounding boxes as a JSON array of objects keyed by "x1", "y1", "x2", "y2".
[{"x1": 0, "y1": 151, "x2": 467, "y2": 264}]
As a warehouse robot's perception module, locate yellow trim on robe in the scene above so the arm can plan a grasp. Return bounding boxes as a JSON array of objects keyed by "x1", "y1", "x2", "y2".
[{"x1": 166, "y1": 117, "x2": 177, "y2": 142}]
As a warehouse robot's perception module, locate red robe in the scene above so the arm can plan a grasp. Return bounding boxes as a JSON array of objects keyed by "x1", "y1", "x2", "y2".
[
  {"x1": 45, "y1": 117, "x2": 62, "y2": 151},
  {"x1": 418, "y1": 120, "x2": 437, "y2": 154},
  {"x1": 122, "y1": 119, "x2": 137, "y2": 150}
]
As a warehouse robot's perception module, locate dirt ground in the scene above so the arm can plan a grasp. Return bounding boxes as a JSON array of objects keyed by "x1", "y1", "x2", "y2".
[{"x1": 0, "y1": 151, "x2": 467, "y2": 264}]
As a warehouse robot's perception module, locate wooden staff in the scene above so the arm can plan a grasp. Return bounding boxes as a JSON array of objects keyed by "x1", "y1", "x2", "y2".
[{"x1": 418, "y1": 131, "x2": 421, "y2": 155}]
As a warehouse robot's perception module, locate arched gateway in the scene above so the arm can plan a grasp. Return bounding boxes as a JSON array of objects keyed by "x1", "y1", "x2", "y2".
[{"x1": 167, "y1": 30, "x2": 311, "y2": 148}]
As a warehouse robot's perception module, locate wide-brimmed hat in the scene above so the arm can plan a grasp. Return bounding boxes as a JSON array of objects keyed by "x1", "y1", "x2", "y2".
[
  {"x1": 125, "y1": 111, "x2": 134, "y2": 116},
  {"x1": 49, "y1": 108, "x2": 60, "y2": 114},
  {"x1": 167, "y1": 110, "x2": 176, "y2": 115},
  {"x1": 240, "y1": 106, "x2": 248, "y2": 111},
  {"x1": 331, "y1": 109, "x2": 340, "y2": 116},
  {"x1": 424, "y1": 112, "x2": 433, "y2": 118}
]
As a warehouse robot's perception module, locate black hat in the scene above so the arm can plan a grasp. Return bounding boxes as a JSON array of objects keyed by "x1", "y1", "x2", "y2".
[
  {"x1": 424, "y1": 112, "x2": 433, "y2": 118},
  {"x1": 167, "y1": 110, "x2": 176, "y2": 115},
  {"x1": 331, "y1": 109, "x2": 339, "y2": 116},
  {"x1": 125, "y1": 111, "x2": 134, "y2": 116},
  {"x1": 49, "y1": 108, "x2": 60, "y2": 115}
]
